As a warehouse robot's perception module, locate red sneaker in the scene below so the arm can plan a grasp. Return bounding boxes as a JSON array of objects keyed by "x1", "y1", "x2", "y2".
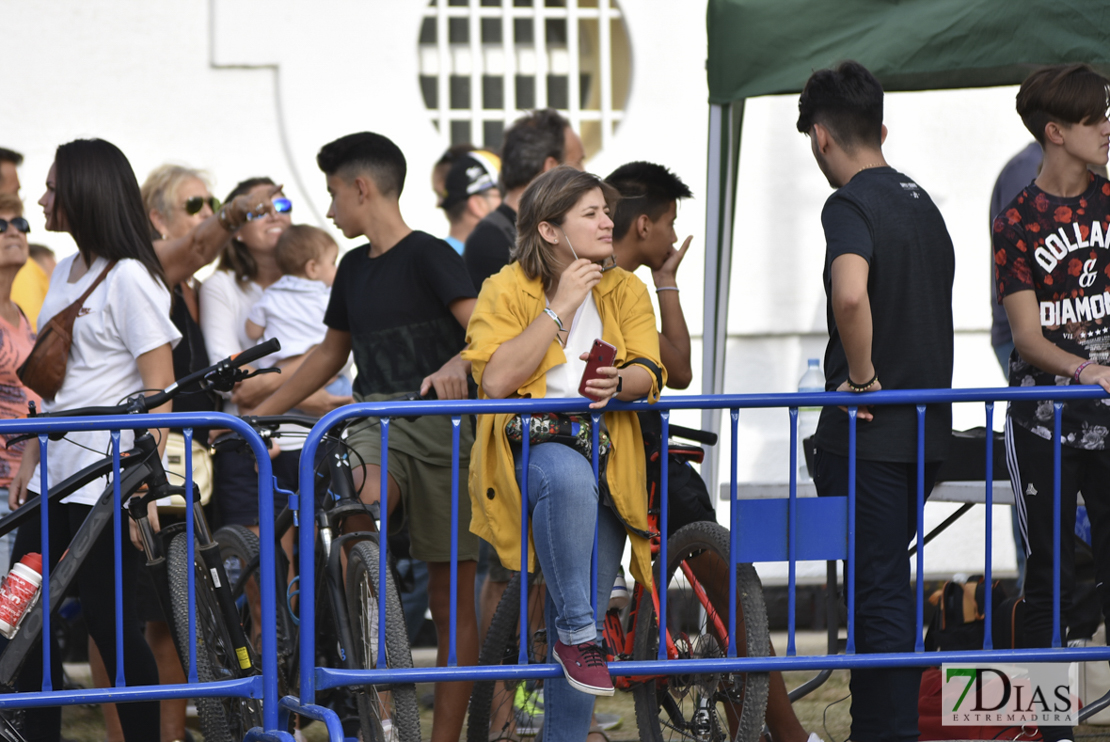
[{"x1": 553, "y1": 640, "x2": 614, "y2": 696}]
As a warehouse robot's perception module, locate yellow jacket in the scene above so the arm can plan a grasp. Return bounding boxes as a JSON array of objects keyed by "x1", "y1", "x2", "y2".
[{"x1": 463, "y1": 262, "x2": 665, "y2": 587}]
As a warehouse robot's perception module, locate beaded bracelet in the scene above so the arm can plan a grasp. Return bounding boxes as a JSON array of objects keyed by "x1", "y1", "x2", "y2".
[
  {"x1": 847, "y1": 373, "x2": 879, "y2": 392},
  {"x1": 1074, "y1": 360, "x2": 1095, "y2": 382}
]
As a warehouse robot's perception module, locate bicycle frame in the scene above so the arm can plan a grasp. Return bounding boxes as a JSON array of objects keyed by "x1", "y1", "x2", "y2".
[{"x1": 0, "y1": 412, "x2": 280, "y2": 735}]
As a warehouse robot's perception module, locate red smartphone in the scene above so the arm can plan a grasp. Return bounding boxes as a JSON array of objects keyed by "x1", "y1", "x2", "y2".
[{"x1": 578, "y1": 338, "x2": 618, "y2": 401}]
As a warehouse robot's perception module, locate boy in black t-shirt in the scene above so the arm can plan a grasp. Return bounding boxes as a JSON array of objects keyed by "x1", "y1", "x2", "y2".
[
  {"x1": 798, "y1": 61, "x2": 955, "y2": 742},
  {"x1": 252, "y1": 132, "x2": 480, "y2": 742},
  {"x1": 995, "y1": 63, "x2": 1110, "y2": 742}
]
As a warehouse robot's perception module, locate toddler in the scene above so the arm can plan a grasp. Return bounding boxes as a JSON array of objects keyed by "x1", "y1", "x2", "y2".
[{"x1": 246, "y1": 224, "x2": 352, "y2": 396}]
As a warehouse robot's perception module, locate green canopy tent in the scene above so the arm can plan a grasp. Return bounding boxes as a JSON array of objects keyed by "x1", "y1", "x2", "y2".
[{"x1": 700, "y1": 0, "x2": 1110, "y2": 485}]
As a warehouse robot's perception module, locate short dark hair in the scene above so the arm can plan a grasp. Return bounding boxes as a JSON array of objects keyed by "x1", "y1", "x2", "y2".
[
  {"x1": 0, "y1": 149, "x2": 23, "y2": 166},
  {"x1": 796, "y1": 61, "x2": 884, "y2": 151},
  {"x1": 53, "y1": 139, "x2": 166, "y2": 287},
  {"x1": 501, "y1": 109, "x2": 569, "y2": 192},
  {"x1": 317, "y1": 132, "x2": 407, "y2": 198},
  {"x1": 605, "y1": 162, "x2": 692, "y2": 241},
  {"x1": 1017, "y1": 64, "x2": 1110, "y2": 146},
  {"x1": 276, "y1": 224, "x2": 336, "y2": 276}
]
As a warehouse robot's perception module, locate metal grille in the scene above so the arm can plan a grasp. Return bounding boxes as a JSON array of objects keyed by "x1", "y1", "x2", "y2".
[{"x1": 419, "y1": 0, "x2": 630, "y2": 155}]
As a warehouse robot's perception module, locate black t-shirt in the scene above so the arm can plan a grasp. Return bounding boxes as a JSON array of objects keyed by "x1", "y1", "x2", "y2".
[
  {"x1": 324, "y1": 230, "x2": 477, "y2": 397},
  {"x1": 995, "y1": 173, "x2": 1110, "y2": 449},
  {"x1": 814, "y1": 167, "x2": 955, "y2": 462},
  {"x1": 464, "y1": 203, "x2": 517, "y2": 292}
]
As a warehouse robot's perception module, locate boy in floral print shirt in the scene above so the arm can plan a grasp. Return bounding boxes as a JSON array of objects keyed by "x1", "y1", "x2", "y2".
[{"x1": 995, "y1": 62, "x2": 1110, "y2": 742}]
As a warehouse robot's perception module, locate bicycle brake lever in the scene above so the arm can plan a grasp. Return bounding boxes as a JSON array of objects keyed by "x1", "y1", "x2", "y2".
[{"x1": 239, "y1": 367, "x2": 280, "y2": 381}]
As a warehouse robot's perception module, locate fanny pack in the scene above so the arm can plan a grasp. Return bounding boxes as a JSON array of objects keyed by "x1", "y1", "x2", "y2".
[
  {"x1": 505, "y1": 412, "x2": 611, "y2": 461},
  {"x1": 18, "y1": 262, "x2": 115, "y2": 401}
]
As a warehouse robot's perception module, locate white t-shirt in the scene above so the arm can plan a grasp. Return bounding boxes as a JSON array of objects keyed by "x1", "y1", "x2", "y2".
[
  {"x1": 32, "y1": 256, "x2": 181, "y2": 506},
  {"x1": 545, "y1": 293, "x2": 603, "y2": 399},
  {"x1": 246, "y1": 275, "x2": 330, "y2": 363},
  {"x1": 199, "y1": 269, "x2": 311, "y2": 451}
]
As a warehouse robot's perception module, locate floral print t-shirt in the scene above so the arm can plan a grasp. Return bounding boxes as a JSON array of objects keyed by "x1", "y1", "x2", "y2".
[{"x1": 994, "y1": 171, "x2": 1110, "y2": 449}]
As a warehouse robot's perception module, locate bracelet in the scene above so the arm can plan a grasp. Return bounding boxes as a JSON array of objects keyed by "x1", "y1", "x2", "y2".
[
  {"x1": 656, "y1": 286, "x2": 679, "y2": 293},
  {"x1": 847, "y1": 373, "x2": 879, "y2": 392},
  {"x1": 217, "y1": 206, "x2": 239, "y2": 232},
  {"x1": 1074, "y1": 360, "x2": 1095, "y2": 382},
  {"x1": 543, "y1": 307, "x2": 564, "y2": 332}
]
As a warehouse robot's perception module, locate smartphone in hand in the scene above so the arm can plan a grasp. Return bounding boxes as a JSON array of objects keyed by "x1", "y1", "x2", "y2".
[{"x1": 578, "y1": 339, "x2": 618, "y2": 401}]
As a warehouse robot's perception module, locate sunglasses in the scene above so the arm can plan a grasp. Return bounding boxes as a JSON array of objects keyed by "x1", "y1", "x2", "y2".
[
  {"x1": 184, "y1": 196, "x2": 221, "y2": 216},
  {"x1": 0, "y1": 217, "x2": 30, "y2": 235},
  {"x1": 245, "y1": 197, "x2": 293, "y2": 221}
]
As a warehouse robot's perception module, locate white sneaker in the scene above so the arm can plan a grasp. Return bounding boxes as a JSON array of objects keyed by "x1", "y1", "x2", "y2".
[{"x1": 608, "y1": 569, "x2": 629, "y2": 611}]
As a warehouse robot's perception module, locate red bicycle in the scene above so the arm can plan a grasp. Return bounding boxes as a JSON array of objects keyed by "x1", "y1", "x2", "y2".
[{"x1": 466, "y1": 424, "x2": 770, "y2": 742}]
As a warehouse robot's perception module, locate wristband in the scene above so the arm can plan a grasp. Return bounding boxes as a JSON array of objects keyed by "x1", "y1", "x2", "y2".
[
  {"x1": 1074, "y1": 360, "x2": 1095, "y2": 383},
  {"x1": 656, "y1": 286, "x2": 679, "y2": 293},
  {"x1": 543, "y1": 307, "x2": 564, "y2": 332},
  {"x1": 847, "y1": 373, "x2": 879, "y2": 392},
  {"x1": 616, "y1": 374, "x2": 623, "y2": 394}
]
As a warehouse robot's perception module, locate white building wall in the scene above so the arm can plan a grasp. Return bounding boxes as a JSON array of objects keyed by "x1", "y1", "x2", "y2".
[{"x1": 3, "y1": 0, "x2": 1034, "y2": 578}]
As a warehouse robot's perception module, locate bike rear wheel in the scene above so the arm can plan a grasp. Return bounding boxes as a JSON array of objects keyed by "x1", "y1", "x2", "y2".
[
  {"x1": 168, "y1": 532, "x2": 263, "y2": 742},
  {"x1": 632, "y1": 521, "x2": 769, "y2": 742},
  {"x1": 345, "y1": 539, "x2": 420, "y2": 742},
  {"x1": 467, "y1": 571, "x2": 547, "y2": 742}
]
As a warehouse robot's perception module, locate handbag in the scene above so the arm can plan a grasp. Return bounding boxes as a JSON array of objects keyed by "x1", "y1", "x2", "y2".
[
  {"x1": 158, "y1": 432, "x2": 214, "y2": 511},
  {"x1": 505, "y1": 412, "x2": 611, "y2": 460},
  {"x1": 17, "y1": 261, "x2": 115, "y2": 401}
]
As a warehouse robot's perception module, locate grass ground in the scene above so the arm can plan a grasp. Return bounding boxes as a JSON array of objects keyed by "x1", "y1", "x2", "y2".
[{"x1": 56, "y1": 633, "x2": 1110, "y2": 741}]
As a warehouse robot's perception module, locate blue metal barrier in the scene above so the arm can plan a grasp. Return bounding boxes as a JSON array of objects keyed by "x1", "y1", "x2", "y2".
[
  {"x1": 0, "y1": 412, "x2": 289, "y2": 742},
  {"x1": 285, "y1": 386, "x2": 1110, "y2": 735}
]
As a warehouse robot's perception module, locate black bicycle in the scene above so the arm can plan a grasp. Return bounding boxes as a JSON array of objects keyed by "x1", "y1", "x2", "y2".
[
  {"x1": 0, "y1": 338, "x2": 282, "y2": 742},
  {"x1": 212, "y1": 415, "x2": 420, "y2": 742}
]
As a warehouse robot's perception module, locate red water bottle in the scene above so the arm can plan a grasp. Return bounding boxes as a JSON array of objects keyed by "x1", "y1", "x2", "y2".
[{"x1": 0, "y1": 553, "x2": 43, "y2": 638}]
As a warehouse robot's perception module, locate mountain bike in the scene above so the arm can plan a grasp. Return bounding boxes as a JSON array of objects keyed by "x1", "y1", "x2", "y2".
[
  {"x1": 466, "y1": 424, "x2": 770, "y2": 742},
  {"x1": 0, "y1": 338, "x2": 282, "y2": 742},
  {"x1": 213, "y1": 415, "x2": 420, "y2": 742}
]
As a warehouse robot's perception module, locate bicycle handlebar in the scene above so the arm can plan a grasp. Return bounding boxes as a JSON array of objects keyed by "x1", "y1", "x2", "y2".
[
  {"x1": 668, "y1": 424, "x2": 718, "y2": 446},
  {"x1": 28, "y1": 338, "x2": 282, "y2": 422}
]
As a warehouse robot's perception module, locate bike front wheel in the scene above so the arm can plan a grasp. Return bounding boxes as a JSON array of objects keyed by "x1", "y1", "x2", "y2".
[
  {"x1": 466, "y1": 571, "x2": 547, "y2": 742},
  {"x1": 168, "y1": 532, "x2": 263, "y2": 742},
  {"x1": 632, "y1": 521, "x2": 770, "y2": 742},
  {"x1": 345, "y1": 539, "x2": 421, "y2": 742}
]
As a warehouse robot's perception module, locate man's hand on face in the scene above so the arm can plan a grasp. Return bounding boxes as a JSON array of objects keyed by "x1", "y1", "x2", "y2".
[{"x1": 652, "y1": 235, "x2": 693, "y2": 289}]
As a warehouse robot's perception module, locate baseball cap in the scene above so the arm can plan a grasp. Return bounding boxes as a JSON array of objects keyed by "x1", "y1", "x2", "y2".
[{"x1": 441, "y1": 151, "x2": 501, "y2": 211}]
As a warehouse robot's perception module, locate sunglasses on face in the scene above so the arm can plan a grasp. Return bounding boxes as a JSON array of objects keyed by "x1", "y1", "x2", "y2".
[
  {"x1": 0, "y1": 218, "x2": 30, "y2": 235},
  {"x1": 184, "y1": 196, "x2": 221, "y2": 215},
  {"x1": 245, "y1": 197, "x2": 293, "y2": 221}
]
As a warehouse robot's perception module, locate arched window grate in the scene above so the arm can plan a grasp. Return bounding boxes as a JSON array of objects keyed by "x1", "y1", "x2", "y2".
[{"x1": 419, "y1": 0, "x2": 631, "y2": 158}]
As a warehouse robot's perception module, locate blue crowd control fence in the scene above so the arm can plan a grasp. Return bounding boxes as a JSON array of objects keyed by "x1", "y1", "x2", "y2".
[
  {"x1": 0, "y1": 411, "x2": 292, "y2": 742},
  {"x1": 286, "y1": 387, "x2": 1110, "y2": 735}
]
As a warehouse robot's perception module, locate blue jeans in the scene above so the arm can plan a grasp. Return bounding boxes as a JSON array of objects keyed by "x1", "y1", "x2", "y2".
[{"x1": 513, "y1": 443, "x2": 626, "y2": 742}]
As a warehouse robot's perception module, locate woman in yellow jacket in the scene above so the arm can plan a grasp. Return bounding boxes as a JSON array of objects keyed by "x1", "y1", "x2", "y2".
[{"x1": 464, "y1": 166, "x2": 664, "y2": 741}]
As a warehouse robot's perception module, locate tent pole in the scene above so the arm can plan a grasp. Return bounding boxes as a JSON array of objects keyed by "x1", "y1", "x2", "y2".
[{"x1": 701, "y1": 100, "x2": 744, "y2": 506}]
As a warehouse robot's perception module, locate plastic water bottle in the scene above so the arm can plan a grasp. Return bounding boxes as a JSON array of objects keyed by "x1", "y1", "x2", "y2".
[
  {"x1": 0, "y1": 553, "x2": 43, "y2": 638},
  {"x1": 797, "y1": 359, "x2": 824, "y2": 480}
]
